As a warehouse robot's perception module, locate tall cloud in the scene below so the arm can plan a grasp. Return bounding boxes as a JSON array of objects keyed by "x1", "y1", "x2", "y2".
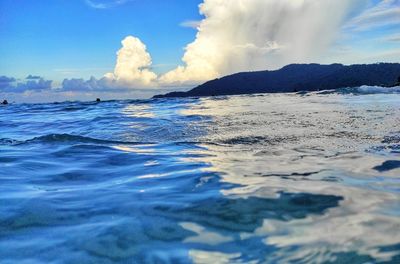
[
  {"x1": 66, "y1": 0, "x2": 387, "y2": 90},
  {"x1": 104, "y1": 36, "x2": 157, "y2": 88},
  {"x1": 160, "y1": 0, "x2": 367, "y2": 85}
]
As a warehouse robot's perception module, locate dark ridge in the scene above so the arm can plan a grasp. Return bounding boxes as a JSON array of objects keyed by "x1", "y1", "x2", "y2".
[{"x1": 153, "y1": 63, "x2": 400, "y2": 98}]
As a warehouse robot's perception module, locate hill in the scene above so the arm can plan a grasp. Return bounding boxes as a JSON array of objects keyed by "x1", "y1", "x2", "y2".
[{"x1": 154, "y1": 63, "x2": 400, "y2": 98}]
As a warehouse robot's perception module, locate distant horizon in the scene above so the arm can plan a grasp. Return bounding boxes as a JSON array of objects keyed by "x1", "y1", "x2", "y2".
[{"x1": 2, "y1": 61, "x2": 400, "y2": 103}]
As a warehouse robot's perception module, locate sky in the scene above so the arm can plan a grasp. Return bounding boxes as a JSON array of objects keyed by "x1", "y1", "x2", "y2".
[{"x1": 0, "y1": 0, "x2": 399, "y2": 102}]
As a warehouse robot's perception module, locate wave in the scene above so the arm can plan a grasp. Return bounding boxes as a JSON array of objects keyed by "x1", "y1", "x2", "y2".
[
  {"x1": 60, "y1": 106, "x2": 88, "y2": 112},
  {"x1": 0, "y1": 138, "x2": 22, "y2": 145},
  {"x1": 220, "y1": 135, "x2": 298, "y2": 145},
  {"x1": 22, "y1": 134, "x2": 146, "y2": 145},
  {"x1": 317, "y1": 85, "x2": 400, "y2": 95},
  {"x1": 353, "y1": 85, "x2": 400, "y2": 94},
  {"x1": 0, "y1": 134, "x2": 227, "y2": 147}
]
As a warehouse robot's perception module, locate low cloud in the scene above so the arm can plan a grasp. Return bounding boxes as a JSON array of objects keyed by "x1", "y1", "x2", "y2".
[
  {"x1": 0, "y1": 76, "x2": 16, "y2": 89},
  {"x1": 62, "y1": 77, "x2": 106, "y2": 92},
  {"x1": 0, "y1": 76, "x2": 52, "y2": 93},
  {"x1": 61, "y1": 76, "x2": 128, "y2": 92},
  {"x1": 14, "y1": 78, "x2": 52, "y2": 93},
  {"x1": 26, "y1": 75, "x2": 41, "y2": 80}
]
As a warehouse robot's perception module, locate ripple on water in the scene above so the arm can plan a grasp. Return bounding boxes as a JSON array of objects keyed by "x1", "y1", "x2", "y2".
[{"x1": 0, "y1": 93, "x2": 400, "y2": 263}]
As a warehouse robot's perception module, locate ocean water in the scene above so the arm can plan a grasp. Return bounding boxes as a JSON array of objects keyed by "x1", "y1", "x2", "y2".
[{"x1": 1, "y1": 87, "x2": 400, "y2": 264}]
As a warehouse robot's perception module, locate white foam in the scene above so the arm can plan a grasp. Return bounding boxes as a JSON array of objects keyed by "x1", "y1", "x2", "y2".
[{"x1": 356, "y1": 85, "x2": 400, "y2": 94}]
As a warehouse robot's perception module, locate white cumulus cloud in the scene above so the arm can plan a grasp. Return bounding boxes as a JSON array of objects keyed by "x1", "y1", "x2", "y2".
[
  {"x1": 104, "y1": 36, "x2": 158, "y2": 88},
  {"x1": 69, "y1": 0, "x2": 396, "y2": 91},
  {"x1": 159, "y1": 0, "x2": 367, "y2": 85}
]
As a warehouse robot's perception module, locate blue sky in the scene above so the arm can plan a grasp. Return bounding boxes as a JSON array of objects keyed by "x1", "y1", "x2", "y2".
[
  {"x1": 0, "y1": 0, "x2": 399, "y2": 102},
  {"x1": 0, "y1": 0, "x2": 203, "y2": 80}
]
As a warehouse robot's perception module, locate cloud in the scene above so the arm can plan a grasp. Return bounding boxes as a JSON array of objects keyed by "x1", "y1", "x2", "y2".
[
  {"x1": 61, "y1": 76, "x2": 134, "y2": 92},
  {"x1": 60, "y1": 36, "x2": 160, "y2": 92},
  {"x1": 103, "y1": 36, "x2": 158, "y2": 89},
  {"x1": 62, "y1": 77, "x2": 106, "y2": 92},
  {"x1": 180, "y1": 20, "x2": 202, "y2": 29},
  {"x1": 0, "y1": 77, "x2": 52, "y2": 93},
  {"x1": 345, "y1": 0, "x2": 400, "y2": 31},
  {"x1": 0, "y1": 76, "x2": 16, "y2": 89},
  {"x1": 26, "y1": 75, "x2": 41, "y2": 80},
  {"x1": 84, "y1": 0, "x2": 132, "y2": 9},
  {"x1": 75, "y1": 0, "x2": 388, "y2": 89},
  {"x1": 7, "y1": 0, "x2": 397, "y2": 101},
  {"x1": 157, "y1": 0, "x2": 367, "y2": 85},
  {"x1": 76, "y1": 0, "x2": 397, "y2": 88},
  {"x1": 15, "y1": 78, "x2": 52, "y2": 93},
  {"x1": 60, "y1": 36, "x2": 159, "y2": 92}
]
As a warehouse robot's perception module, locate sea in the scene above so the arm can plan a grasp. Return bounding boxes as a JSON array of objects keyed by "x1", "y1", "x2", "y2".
[{"x1": 1, "y1": 86, "x2": 400, "y2": 264}]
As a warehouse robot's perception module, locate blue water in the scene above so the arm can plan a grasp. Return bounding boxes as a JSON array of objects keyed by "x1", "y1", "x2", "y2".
[{"x1": 1, "y1": 88, "x2": 400, "y2": 263}]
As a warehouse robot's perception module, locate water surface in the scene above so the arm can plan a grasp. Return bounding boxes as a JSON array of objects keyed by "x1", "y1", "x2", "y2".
[{"x1": 1, "y1": 87, "x2": 400, "y2": 263}]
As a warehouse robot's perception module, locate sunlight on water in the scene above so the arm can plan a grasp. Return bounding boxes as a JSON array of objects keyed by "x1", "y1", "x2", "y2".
[{"x1": 0, "y1": 90, "x2": 399, "y2": 263}]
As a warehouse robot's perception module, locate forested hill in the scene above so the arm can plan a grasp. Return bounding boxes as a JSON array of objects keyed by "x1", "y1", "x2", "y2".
[{"x1": 154, "y1": 63, "x2": 400, "y2": 98}]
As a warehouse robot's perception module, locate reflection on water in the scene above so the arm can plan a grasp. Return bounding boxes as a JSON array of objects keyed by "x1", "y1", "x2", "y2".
[{"x1": 0, "y1": 91, "x2": 399, "y2": 263}]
